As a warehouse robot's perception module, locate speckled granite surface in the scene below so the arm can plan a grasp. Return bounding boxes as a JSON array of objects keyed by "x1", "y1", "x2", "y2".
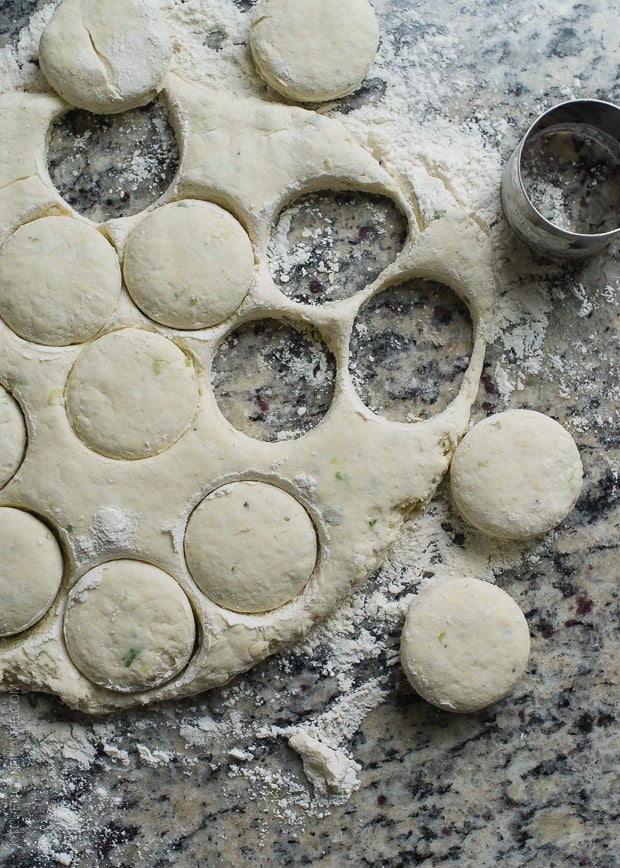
[{"x1": 0, "y1": 0, "x2": 618, "y2": 865}]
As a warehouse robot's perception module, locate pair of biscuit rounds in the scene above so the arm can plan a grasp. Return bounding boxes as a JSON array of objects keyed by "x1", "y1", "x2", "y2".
[
  {"x1": 39, "y1": 0, "x2": 379, "y2": 114},
  {"x1": 401, "y1": 409, "x2": 583, "y2": 714}
]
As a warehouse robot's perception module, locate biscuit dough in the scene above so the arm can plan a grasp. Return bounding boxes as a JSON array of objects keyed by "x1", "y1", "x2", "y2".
[
  {"x1": 400, "y1": 577, "x2": 531, "y2": 713},
  {"x1": 450, "y1": 409, "x2": 583, "y2": 540},
  {"x1": 0, "y1": 508, "x2": 64, "y2": 637},
  {"x1": 63, "y1": 559, "x2": 196, "y2": 692},
  {"x1": 185, "y1": 481, "x2": 318, "y2": 614},
  {"x1": 123, "y1": 200, "x2": 255, "y2": 329},
  {"x1": 0, "y1": 216, "x2": 121, "y2": 346},
  {"x1": 0, "y1": 74, "x2": 496, "y2": 711},
  {"x1": 0, "y1": 385, "x2": 26, "y2": 487},
  {"x1": 250, "y1": 0, "x2": 379, "y2": 103},
  {"x1": 39, "y1": 0, "x2": 171, "y2": 114},
  {"x1": 65, "y1": 327, "x2": 200, "y2": 460}
]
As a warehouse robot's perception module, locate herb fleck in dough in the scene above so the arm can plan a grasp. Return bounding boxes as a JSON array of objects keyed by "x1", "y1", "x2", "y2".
[
  {"x1": 450, "y1": 409, "x2": 583, "y2": 540},
  {"x1": 63, "y1": 560, "x2": 196, "y2": 692},
  {"x1": 39, "y1": 0, "x2": 171, "y2": 114},
  {"x1": 123, "y1": 200, "x2": 255, "y2": 329},
  {"x1": 400, "y1": 577, "x2": 531, "y2": 713},
  {"x1": 250, "y1": 0, "x2": 379, "y2": 103}
]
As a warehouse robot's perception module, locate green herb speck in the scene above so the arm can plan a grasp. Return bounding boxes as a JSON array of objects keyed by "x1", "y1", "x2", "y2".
[
  {"x1": 189, "y1": 296, "x2": 199, "y2": 307},
  {"x1": 152, "y1": 358, "x2": 169, "y2": 376},
  {"x1": 438, "y1": 630, "x2": 447, "y2": 642},
  {"x1": 368, "y1": 518, "x2": 377, "y2": 527},
  {"x1": 123, "y1": 647, "x2": 142, "y2": 667},
  {"x1": 335, "y1": 470, "x2": 349, "y2": 481},
  {"x1": 184, "y1": 357, "x2": 192, "y2": 368},
  {"x1": 230, "y1": 564, "x2": 238, "y2": 573},
  {"x1": 493, "y1": 420, "x2": 502, "y2": 430},
  {"x1": 433, "y1": 209, "x2": 446, "y2": 220},
  {"x1": 65, "y1": 524, "x2": 74, "y2": 534}
]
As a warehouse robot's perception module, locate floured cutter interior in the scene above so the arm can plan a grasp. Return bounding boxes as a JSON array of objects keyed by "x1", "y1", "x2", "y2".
[{"x1": 0, "y1": 73, "x2": 496, "y2": 712}]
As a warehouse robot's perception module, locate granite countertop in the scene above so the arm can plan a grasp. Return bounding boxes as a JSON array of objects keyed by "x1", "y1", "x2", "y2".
[{"x1": 0, "y1": 0, "x2": 618, "y2": 865}]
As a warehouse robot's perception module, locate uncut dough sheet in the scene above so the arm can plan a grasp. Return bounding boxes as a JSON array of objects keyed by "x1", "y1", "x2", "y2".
[{"x1": 0, "y1": 73, "x2": 496, "y2": 712}]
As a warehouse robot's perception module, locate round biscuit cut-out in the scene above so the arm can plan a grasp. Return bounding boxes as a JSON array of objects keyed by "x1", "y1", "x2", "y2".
[
  {"x1": 123, "y1": 200, "x2": 255, "y2": 329},
  {"x1": 65, "y1": 328, "x2": 199, "y2": 460},
  {"x1": 0, "y1": 386, "x2": 27, "y2": 488},
  {"x1": 63, "y1": 560, "x2": 196, "y2": 692},
  {"x1": 0, "y1": 508, "x2": 64, "y2": 638},
  {"x1": 450, "y1": 409, "x2": 583, "y2": 540},
  {"x1": 0, "y1": 217, "x2": 121, "y2": 346},
  {"x1": 39, "y1": 0, "x2": 171, "y2": 114},
  {"x1": 185, "y1": 481, "x2": 318, "y2": 614},
  {"x1": 249, "y1": 0, "x2": 379, "y2": 103},
  {"x1": 400, "y1": 577, "x2": 530, "y2": 713}
]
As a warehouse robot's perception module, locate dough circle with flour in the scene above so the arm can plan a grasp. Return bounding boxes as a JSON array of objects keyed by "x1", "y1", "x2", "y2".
[
  {"x1": 0, "y1": 386, "x2": 26, "y2": 488},
  {"x1": 185, "y1": 481, "x2": 318, "y2": 614},
  {"x1": 123, "y1": 200, "x2": 255, "y2": 329},
  {"x1": 0, "y1": 217, "x2": 121, "y2": 346},
  {"x1": 39, "y1": 0, "x2": 171, "y2": 114},
  {"x1": 63, "y1": 560, "x2": 196, "y2": 692},
  {"x1": 400, "y1": 578, "x2": 530, "y2": 713},
  {"x1": 249, "y1": 0, "x2": 379, "y2": 102},
  {"x1": 450, "y1": 409, "x2": 583, "y2": 540},
  {"x1": 0, "y1": 508, "x2": 64, "y2": 638},
  {"x1": 65, "y1": 328, "x2": 199, "y2": 460}
]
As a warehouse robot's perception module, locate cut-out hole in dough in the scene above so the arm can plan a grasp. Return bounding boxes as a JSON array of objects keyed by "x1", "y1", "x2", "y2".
[
  {"x1": 0, "y1": 216, "x2": 121, "y2": 346},
  {"x1": 63, "y1": 559, "x2": 196, "y2": 693},
  {"x1": 211, "y1": 318, "x2": 336, "y2": 441},
  {"x1": 0, "y1": 385, "x2": 27, "y2": 488},
  {"x1": 349, "y1": 280, "x2": 473, "y2": 422},
  {"x1": 47, "y1": 98, "x2": 179, "y2": 222},
  {"x1": 123, "y1": 200, "x2": 255, "y2": 329},
  {"x1": 185, "y1": 480, "x2": 317, "y2": 613},
  {"x1": 66, "y1": 328, "x2": 199, "y2": 460},
  {"x1": 0, "y1": 507, "x2": 64, "y2": 638},
  {"x1": 269, "y1": 190, "x2": 408, "y2": 305}
]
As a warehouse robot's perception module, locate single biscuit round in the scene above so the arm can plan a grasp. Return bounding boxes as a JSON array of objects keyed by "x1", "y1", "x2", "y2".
[
  {"x1": 39, "y1": 0, "x2": 171, "y2": 114},
  {"x1": 249, "y1": 0, "x2": 379, "y2": 103},
  {"x1": 0, "y1": 217, "x2": 121, "y2": 346},
  {"x1": 64, "y1": 560, "x2": 196, "y2": 692},
  {"x1": 123, "y1": 200, "x2": 255, "y2": 329},
  {"x1": 400, "y1": 577, "x2": 530, "y2": 713},
  {"x1": 65, "y1": 328, "x2": 199, "y2": 460},
  {"x1": 0, "y1": 386, "x2": 27, "y2": 488},
  {"x1": 185, "y1": 481, "x2": 317, "y2": 613},
  {"x1": 450, "y1": 409, "x2": 583, "y2": 539},
  {"x1": 0, "y1": 508, "x2": 64, "y2": 637}
]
